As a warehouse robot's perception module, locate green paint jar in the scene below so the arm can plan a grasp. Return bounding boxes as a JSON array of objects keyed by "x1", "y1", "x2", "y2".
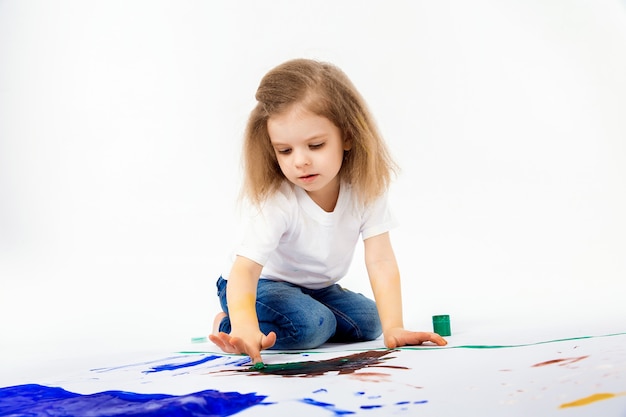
[{"x1": 432, "y1": 314, "x2": 451, "y2": 336}]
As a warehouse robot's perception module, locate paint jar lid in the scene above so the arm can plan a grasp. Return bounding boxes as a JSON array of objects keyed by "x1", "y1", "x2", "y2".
[{"x1": 432, "y1": 314, "x2": 451, "y2": 337}]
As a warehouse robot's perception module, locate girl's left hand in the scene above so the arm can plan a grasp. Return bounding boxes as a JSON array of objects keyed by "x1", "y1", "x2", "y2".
[{"x1": 383, "y1": 328, "x2": 448, "y2": 348}]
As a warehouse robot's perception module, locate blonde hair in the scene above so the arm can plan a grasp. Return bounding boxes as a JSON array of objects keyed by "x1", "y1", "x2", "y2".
[{"x1": 242, "y1": 58, "x2": 397, "y2": 207}]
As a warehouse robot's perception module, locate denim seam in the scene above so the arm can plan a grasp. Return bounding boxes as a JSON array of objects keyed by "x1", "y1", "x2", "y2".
[
  {"x1": 320, "y1": 302, "x2": 364, "y2": 340},
  {"x1": 255, "y1": 299, "x2": 301, "y2": 345}
]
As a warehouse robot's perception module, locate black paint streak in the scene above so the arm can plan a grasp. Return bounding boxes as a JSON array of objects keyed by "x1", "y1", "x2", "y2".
[{"x1": 239, "y1": 349, "x2": 406, "y2": 378}]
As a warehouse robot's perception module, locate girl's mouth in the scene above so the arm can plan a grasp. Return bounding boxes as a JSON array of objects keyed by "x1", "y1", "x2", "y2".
[{"x1": 299, "y1": 174, "x2": 318, "y2": 183}]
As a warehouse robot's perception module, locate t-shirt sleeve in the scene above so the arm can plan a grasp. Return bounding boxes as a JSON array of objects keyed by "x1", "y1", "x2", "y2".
[{"x1": 360, "y1": 192, "x2": 398, "y2": 240}]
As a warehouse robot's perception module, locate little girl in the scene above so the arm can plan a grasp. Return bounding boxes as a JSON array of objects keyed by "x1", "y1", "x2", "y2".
[{"x1": 210, "y1": 58, "x2": 447, "y2": 364}]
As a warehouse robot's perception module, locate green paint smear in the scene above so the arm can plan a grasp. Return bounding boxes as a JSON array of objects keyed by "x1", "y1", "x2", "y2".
[
  {"x1": 400, "y1": 332, "x2": 626, "y2": 351},
  {"x1": 241, "y1": 350, "x2": 405, "y2": 377},
  {"x1": 179, "y1": 331, "x2": 626, "y2": 356}
]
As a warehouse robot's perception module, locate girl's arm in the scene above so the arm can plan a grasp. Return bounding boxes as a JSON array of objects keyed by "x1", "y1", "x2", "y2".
[
  {"x1": 209, "y1": 255, "x2": 276, "y2": 363},
  {"x1": 364, "y1": 232, "x2": 447, "y2": 348}
]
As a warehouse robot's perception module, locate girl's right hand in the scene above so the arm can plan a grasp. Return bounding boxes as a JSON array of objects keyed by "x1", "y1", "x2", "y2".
[{"x1": 209, "y1": 330, "x2": 277, "y2": 364}]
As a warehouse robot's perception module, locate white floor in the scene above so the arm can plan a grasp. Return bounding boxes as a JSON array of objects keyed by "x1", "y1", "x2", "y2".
[{"x1": 1, "y1": 314, "x2": 624, "y2": 416}]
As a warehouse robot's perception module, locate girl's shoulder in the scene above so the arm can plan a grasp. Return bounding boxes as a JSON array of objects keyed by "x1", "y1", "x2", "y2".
[
  {"x1": 271, "y1": 181, "x2": 298, "y2": 205},
  {"x1": 250, "y1": 181, "x2": 298, "y2": 214}
]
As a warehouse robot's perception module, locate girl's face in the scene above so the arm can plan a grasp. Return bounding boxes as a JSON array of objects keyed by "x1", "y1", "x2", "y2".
[{"x1": 268, "y1": 103, "x2": 350, "y2": 211}]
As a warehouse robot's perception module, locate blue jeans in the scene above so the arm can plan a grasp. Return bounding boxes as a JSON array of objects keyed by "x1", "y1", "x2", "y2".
[{"x1": 216, "y1": 276, "x2": 382, "y2": 350}]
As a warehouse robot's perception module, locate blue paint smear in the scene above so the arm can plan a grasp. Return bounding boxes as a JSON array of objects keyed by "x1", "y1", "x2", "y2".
[
  {"x1": 360, "y1": 404, "x2": 383, "y2": 409},
  {"x1": 300, "y1": 398, "x2": 355, "y2": 415},
  {"x1": 0, "y1": 384, "x2": 268, "y2": 417},
  {"x1": 223, "y1": 357, "x2": 252, "y2": 367},
  {"x1": 144, "y1": 355, "x2": 221, "y2": 373},
  {"x1": 395, "y1": 400, "x2": 428, "y2": 405},
  {"x1": 91, "y1": 355, "x2": 188, "y2": 373}
]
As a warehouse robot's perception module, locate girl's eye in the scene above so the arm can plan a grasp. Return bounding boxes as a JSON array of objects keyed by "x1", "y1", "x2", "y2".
[
  {"x1": 309, "y1": 143, "x2": 324, "y2": 150},
  {"x1": 277, "y1": 148, "x2": 291, "y2": 155}
]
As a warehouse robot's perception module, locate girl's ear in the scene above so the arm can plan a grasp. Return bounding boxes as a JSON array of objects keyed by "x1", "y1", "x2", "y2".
[{"x1": 343, "y1": 137, "x2": 352, "y2": 151}]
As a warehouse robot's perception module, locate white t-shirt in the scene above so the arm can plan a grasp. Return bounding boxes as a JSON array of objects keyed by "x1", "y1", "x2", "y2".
[{"x1": 225, "y1": 181, "x2": 397, "y2": 290}]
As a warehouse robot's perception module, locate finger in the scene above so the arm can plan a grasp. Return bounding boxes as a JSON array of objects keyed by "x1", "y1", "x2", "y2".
[
  {"x1": 261, "y1": 331, "x2": 277, "y2": 350},
  {"x1": 228, "y1": 336, "x2": 247, "y2": 354},
  {"x1": 208, "y1": 334, "x2": 225, "y2": 350},
  {"x1": 418, "y1": 332, "x2": 447, "y2": 346},
  {"x1": 430, "y1": 333, "x2": 448, "y2": 346},
  {"x1": 228, "y1": 336, "x2": 263, "y2": 363},
  {"x1": 384, "y1": 334, "x2": 399, "y2": 349},
  {"x1": 402, "y1": 334, "x2": 424, "y2": 347},
  {"x1": 210, "y1": 332, "x2": 242, "y2": 354},
  {"x1": 209, "y1": 333, "x2": 233, "y2": 352},
  {"x1": 393, "y1": 332, "x2": 446, "y2": 348},
  {"x1": 415, "y1": 332, "x2": 447, "y2": 346}
]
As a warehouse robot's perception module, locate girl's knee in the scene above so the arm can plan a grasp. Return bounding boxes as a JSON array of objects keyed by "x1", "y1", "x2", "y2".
[
  {"x1": 271, "y1": 308, "x2": 336, "y2": 350},
  {"x1": 331, "y1": 306, "x2": 382, "y2": 343},
  {"x1": 360, "y1": 316, "x2": 382, "y2": 341}
]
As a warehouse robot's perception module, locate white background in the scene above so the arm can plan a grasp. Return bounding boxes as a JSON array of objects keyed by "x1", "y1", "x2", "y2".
[{"x1": 1, "y1": 0, "x2": 625, "y2": 365}]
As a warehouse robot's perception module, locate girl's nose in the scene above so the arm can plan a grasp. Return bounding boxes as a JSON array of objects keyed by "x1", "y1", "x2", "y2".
[{"x1": 294, "y1": 150, "x2": 311, "y2": 167}]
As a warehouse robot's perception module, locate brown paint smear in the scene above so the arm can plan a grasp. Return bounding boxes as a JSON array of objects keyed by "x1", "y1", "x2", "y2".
[{"x1": 531, "y1": 355, "x2": 589, "y2": 367}]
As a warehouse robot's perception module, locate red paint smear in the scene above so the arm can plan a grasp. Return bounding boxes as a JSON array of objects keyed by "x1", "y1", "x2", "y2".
[
  {"x1": 531, "y1": 355, "x2": 589, "y2": 367},
  {"x1": 348, "y1": 372, "x2": 391, "y2": 383}
]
